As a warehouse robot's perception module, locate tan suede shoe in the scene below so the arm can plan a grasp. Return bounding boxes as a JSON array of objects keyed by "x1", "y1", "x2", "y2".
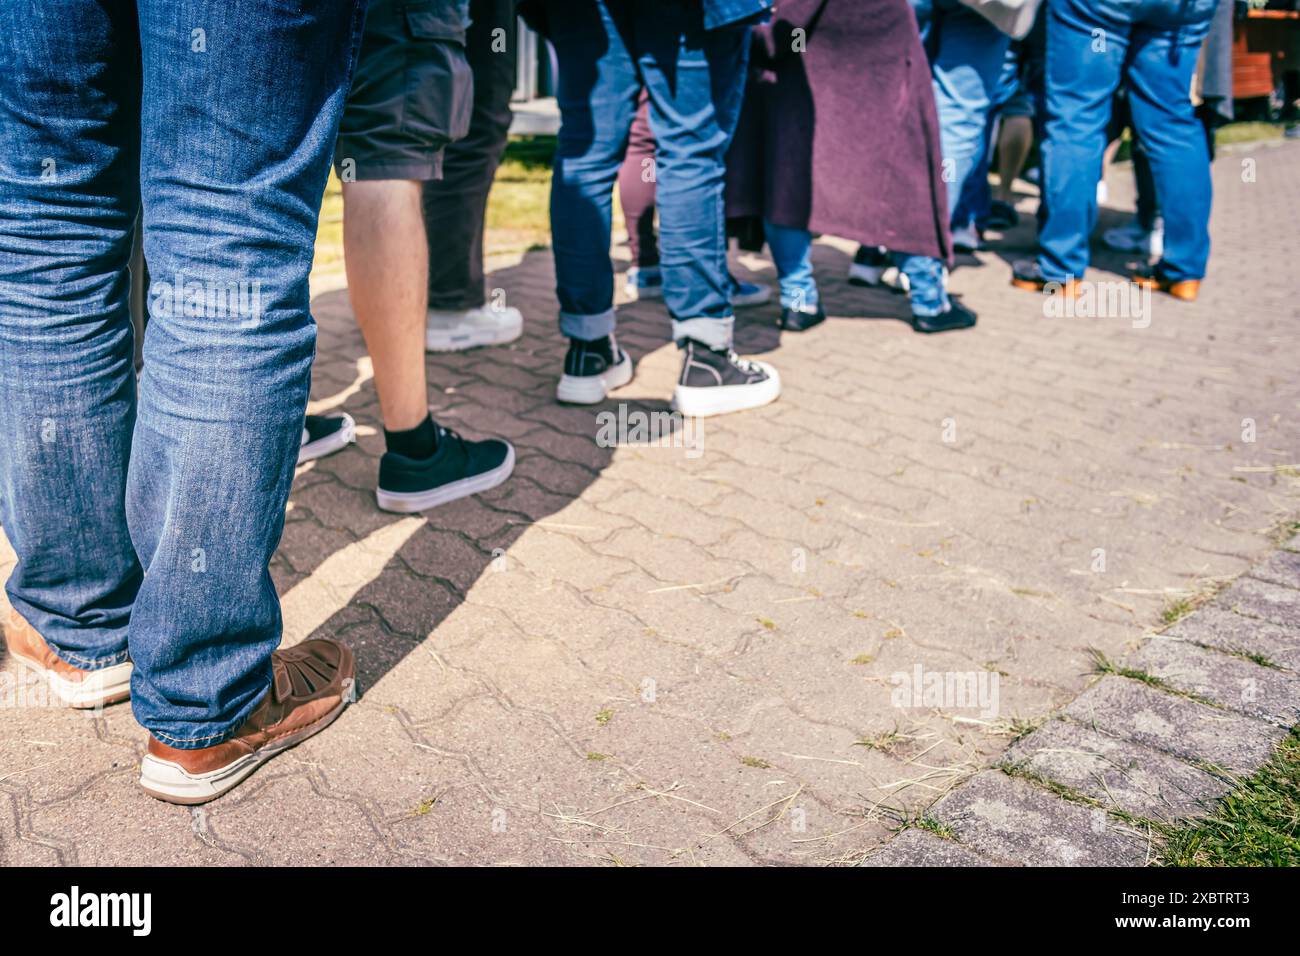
[
  {"x1": 3, "y1": 608, "x2": 132, "y2": 709},
  {"x1": 138, "y1": 638, "x2": 355, "y2": 805}
]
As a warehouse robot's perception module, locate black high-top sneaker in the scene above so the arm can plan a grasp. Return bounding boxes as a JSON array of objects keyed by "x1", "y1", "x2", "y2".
[
  {"x1": 555, "y1": 334, "x2": 634, "y2": 404},
  {"x1": 672, "y1": 339, "x2": 781, "y2": 418}
]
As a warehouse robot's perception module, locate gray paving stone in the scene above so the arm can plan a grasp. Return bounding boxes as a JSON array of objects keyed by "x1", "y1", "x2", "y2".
[
  {"x1": 1164, "y1": 604, "x2": 1300, "y2": 672},
  {"x1": 861, "y1": 827, "x2": 997, "y2": 867},
  {"x1": 1062, "y1": 676, "x2": 1283, "y2": 775},
  {"x1": 1216, "y1": 575, "x2": 1300, "y2": 631},
  {"x1": 1129, "y1": 638, "x2": 1300, "y2": 727},
  {"x1": 1248, "y1": 548, "x2": 1300, "y2": 591},
  {"x1": 1004, "y1": 719, "x2": 1228, "y2": 822},
  {"x1": 928, "y1": 772, "x2": 1148, "y2": 866}
]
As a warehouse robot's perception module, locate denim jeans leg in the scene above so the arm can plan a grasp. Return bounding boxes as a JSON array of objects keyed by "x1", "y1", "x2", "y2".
[
  {"x1": 903, "y1": 0, "x2": 1009, "y2": 314},
  {"x1": 548, "y1": 1, "x2": 639, "y2": 341},
  {"x1": 0, "y1": 0, "x2": 142, "y2": 671},
  {"x1": 1124, "y1": 3, "x2": 1216, "y2": 281},
  {"x1": 122, "y1": 0, "x2": 365, "y2": 749},
  {"x1": 637, "y1": 8, "x2": 750, "y2": 347},
  {"x1": 1038, "y1": 0, "x2": 1127, "y2": 281},
  {"x1": 897, "y1": 254, "x2": 949, "y2": 315},
  {"x1": 763, "y1": 220, "x2": 818, "y2": 309}
]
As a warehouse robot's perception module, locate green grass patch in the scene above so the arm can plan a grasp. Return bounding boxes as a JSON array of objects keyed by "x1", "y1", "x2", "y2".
[
  {"x1": 1157, "y1": 729, "x2": 1300, "y2": 866},
  {"x1": 913, "y1": 816, "x2": 956, "y2": 840},
  {"x1": 1214, "y1": 121, "x2": 1286, "y2": 147}
]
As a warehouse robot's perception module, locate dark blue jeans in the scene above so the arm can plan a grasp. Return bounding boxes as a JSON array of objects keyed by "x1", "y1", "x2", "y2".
[
  {"x1": 547, "y1": 0, "x2": 750, "y2": 349},
  {"x1": 1038, "y1": 0, "x2": 1217, "y2": 281},
  {"x1": 0, "y1": 0, "x2": 364, "y2": 747}
]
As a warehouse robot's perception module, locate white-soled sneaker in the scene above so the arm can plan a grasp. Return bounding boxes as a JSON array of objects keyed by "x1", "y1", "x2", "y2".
[
  {"x1": 298, "y1": 413, "x2": 355, "y2": 464},
  {"x1": 672, "y1": 339, "x2": 780, "y2": 418},
  {"x1": 426, "y1": 304, "x2": 523, "y2": 352},
  {"x1": 556, "y1": 335, "x2": 634, "y2": 404},
  {"x1": 848, "y1": 245, "x2": 910, "y2": 293}
]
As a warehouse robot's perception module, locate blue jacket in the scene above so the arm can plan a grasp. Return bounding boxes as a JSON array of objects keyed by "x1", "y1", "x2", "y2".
[{"x1": 704, "y1": 0, "x2": 772, "y2": 28}]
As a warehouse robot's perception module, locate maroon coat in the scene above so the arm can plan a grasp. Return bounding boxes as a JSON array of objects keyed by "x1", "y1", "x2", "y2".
[{"x1": 725, "y1": 0, "x2": 951, "y2": 262}]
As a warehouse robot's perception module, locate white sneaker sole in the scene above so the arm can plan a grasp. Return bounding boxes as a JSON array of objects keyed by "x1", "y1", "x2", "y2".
[
  {"x1": 375, "y1": 443, "x2": 516, "y2": 514},
  {"x1": 12, "y1": 653, "x2": 132, "y2": 709},
  {"x1": 555, "y1": 352, "x2": 634, "y2": 404},
  {"x1": 138, "y1": 694, "x2": 350, "y2": 805},
  {"x1": 425, "y1": 315, "x2": 523, "y2": 352},
  {"x1": 673, "y1": 361, "x2": 781, "y2": 418},
  {"x1": 848, "y1": 263, "x2": 909, "y2": 292},
  {"x1": 297, "y1": 413, "x2": 356, "y2": 465}
]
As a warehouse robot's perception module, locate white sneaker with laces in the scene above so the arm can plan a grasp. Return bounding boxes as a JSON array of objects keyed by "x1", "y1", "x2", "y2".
[{"x1": 426, "y1": 305, "x2": 523, "y2": 352}]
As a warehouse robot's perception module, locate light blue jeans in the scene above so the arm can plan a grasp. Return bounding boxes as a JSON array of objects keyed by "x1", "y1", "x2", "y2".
[
  {"x1": 896, "y1": 0, "x2": 1010, "y2": 316},
  {"x1": 763, "y1": 220, "x2": 818, "y2": 310},
  {"x1": 1038, "y1": 0, "x2": 1216, "y2": 281},
  {"x1": 0, "y1": 0, "x2": 364, "y2": 747},
  {"x1": 547, "y1": 0, "x2": 751, "y2": 349}
]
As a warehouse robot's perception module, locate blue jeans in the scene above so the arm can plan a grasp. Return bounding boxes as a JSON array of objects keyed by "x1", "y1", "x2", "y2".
[
  {"x1": 896, "y1": 0, "x2": 1010, "y2": 316},
  {"x1": 1038, "y1": 0, "x2": 1216, "y2": 281},
  {"x1": 0, "y1": 0, "x2": 364, "y2": 747},
  {"x1": 548, "y1": 0, "x2": 750, "y2": 350},
  {"x1": 763, "y1": 220, "x2": 817, "y2": 310},
  {"x1": 953, "y1": 42, "x2": 1027, "y2": 232}
]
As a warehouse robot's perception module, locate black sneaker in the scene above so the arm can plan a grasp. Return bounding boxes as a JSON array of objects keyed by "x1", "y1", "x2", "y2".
[
  {"x1": 911, "y1": 299, "x2": 977, "y2": 334},
  {"x1": 672, "y1": 339, "x2": 781, "y2": 418},
  {"x1": 375, "y1": 424, "x2": 515, "y2": 513},
  {"x1": 987, "y1": 199, "x2": 1019, "y2": 231},
  {"x1": 778, "y1": 302, "x2": 825, "y2": 332},
  {"x1": 555, "y1": 334, "x2": 634, "y2": 404},
  {"x1": 298, "y1": 413, "x2": 355, "y2": 464},
  {"x1": 847, "y1": 245, "x2": 909, "y2": 293}
]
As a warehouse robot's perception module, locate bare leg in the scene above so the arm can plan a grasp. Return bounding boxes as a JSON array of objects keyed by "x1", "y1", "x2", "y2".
[
  {"x1": 994, "y1": 114, "x2": 1034, "y2": 204},
  {"x1": 342, "y1": 179, "x2": 429, "y2": 432}
]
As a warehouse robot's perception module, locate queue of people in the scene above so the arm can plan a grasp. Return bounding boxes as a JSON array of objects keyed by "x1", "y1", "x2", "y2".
[{"x1": 0, "y1": 0, "x2": 1222, "y2": 804}]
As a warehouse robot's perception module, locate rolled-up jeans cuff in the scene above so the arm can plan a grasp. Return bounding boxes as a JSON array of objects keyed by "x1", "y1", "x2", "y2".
[
  {"x1": 559, "y1": 307, "x2": 616, "y2": 341},
  {"x1": 672, "y1": 316, "x2": 734, "y2": 350}
]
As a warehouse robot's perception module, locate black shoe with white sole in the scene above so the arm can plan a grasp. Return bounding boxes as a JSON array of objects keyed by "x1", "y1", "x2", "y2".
[
  {"x1": 555, "y1": 335, "x2": 634, "y2": 404},
  {"x1": 298, "y1": 413, "x2": 356, "y2": 464},
  {"x1": 672, "y1": 339, "x2": 780, "y2": 418},
  {"x1": 376, "y1": 425, "x2": 515, "y2": 513}
]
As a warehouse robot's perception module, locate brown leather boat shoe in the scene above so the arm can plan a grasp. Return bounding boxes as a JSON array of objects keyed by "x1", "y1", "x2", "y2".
[
  {"x1": 1132, "y1": 264, "x2": 1200, "y2": 301},
  {"x1": 3, "y1": 608, "x2": 132, "y2": 709},
  {"x1": 139, "y1": 638, "x2": 355, "y2": 805},
  {"x1": 1009, "y1": 260, "x2": 1082, "y2": 297}
]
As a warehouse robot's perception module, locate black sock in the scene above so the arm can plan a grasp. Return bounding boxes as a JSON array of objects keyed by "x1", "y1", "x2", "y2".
[{"x1": 385, "y1": 414, "x2": 438, "y2": 459}]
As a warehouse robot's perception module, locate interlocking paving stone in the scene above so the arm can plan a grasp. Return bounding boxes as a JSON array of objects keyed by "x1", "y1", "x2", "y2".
[
  {"x1": 1215, "y1": 575, "x2": 1300, "y2": 632},
  {"x1": 861, "y1": 827, "x2": 996, "y2": 867},
  {"x1": 927, "y1": 771, "x2": 1148, "y2": 866},
  {"x1": 1128, "y1": 638, "x2": 1300, "y2": 727},
  {"x1": 2, "y1": 143, "x2": 1299, "y2": 866},
  {"x1": 1163, "y1": 604, "x2": 1300, "y2": 672},
  {"x1": 1003, "y1": 719, "x2": 1229, "y2": 821},
  {"x1": 1062, "y1": 676, "x2": 1283, "y2": 775},
  {"x1": 1248, "y1": 547, "x2": 1300, "y2": 590}
]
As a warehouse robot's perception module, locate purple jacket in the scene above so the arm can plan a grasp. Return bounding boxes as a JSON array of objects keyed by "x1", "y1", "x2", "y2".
[{"x1": 725, "y1": 0, "x2": 951, "y2": 262}]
